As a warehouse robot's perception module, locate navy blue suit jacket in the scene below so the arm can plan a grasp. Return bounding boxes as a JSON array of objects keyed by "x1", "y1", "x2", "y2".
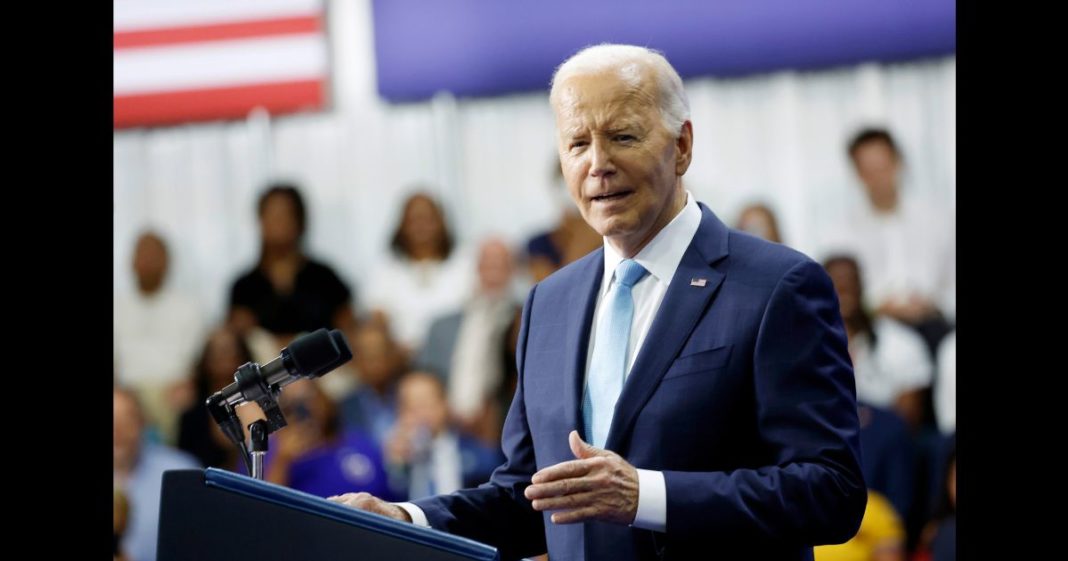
[{"x1": 413, "y1": 204, "x2": 866, "y2": 560}]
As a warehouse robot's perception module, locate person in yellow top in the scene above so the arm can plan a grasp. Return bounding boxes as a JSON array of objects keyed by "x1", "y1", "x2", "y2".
[{"x1": 815, "y1": 490, "x2": 906, "y2": 561}]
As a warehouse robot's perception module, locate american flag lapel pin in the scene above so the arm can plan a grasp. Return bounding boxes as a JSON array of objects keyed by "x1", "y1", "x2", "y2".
[{"x1": 690, "y1": 278, "x2": 707, "y2": 287}]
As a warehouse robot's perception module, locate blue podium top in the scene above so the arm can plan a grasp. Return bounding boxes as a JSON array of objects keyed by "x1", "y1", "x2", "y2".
[{"x1": 204, "y1": 467, "x2": 499, "y2": 561}]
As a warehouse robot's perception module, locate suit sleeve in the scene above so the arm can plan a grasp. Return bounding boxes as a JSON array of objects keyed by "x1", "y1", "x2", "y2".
[
  {"x1": 411, "y1": 285, "x2": 547, "y2": 561},
  {"x1": 662, "y1": 259, "x2": 867, "y2": 545}
]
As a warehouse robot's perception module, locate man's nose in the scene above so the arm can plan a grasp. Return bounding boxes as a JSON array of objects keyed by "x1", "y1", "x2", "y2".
[{"x1": 588, "y1": 138, "x2": 616, "y2": 178}]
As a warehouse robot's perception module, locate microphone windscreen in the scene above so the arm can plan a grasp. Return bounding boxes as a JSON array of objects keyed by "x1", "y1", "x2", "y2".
[
  {"x1": 329, "y1": 329, "x2": 354, "y2": 364},
  {"x1": 287, "y1": 328, "x2": 352, "y2": 378}
]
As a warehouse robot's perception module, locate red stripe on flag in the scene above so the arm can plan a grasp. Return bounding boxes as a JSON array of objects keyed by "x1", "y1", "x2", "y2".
[
  {"x1": 114, "y1": 80, "x2": 324, "y2": 128},
  {"x1": 114, "y1": 15, "x2": 321, "y2": 50}
]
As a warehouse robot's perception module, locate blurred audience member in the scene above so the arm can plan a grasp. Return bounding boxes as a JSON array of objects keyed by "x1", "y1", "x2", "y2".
[
  {"x1": 814, "y1": 491, "x2": 906, "y2": 561},
  {"x1": 114, "y1": 231, "x2": 205, "y2": 444},
  {"x1": 114, "y1": 386, "x2": 199, "y2": 561},
  {"x1": 417, "y1": 238, "x2": 521, "y2": 442},
  {"x1": 735, "y1": 202, "x2": 783, "y2": 243},
  {"x1": 917, "y1": 437, "x2": 956, "y2": 561},
  {"x1": 264, "y1": 379, "x2": 395, "y2": 500},
  {"x1": 858, "y1": 403, "x2": 916, "y2": 533},
  {"x1": 825, "y1": 255, "x2": 933, "y2": 430},
  {"x1": 176, "y1": 327, "x2": 254, "y2": 469},
  {"x1": 821, "y1": 128, "x2": 954, "y2": 353},
  {"x1": 229, "y1": 183, "x2": 356, "y2": 346},
  {"x1": 934, "y1": 331, "x2": 955, "y2": 435},
  {"x1": 339, "y1": 321, "x2": 407, "y2": 445},
  {"x1": 364, "y1": 192, "x2": 473, "y2": 352},
  {"x1": 525, "y1": 162, "x2": 602, "y2": 283},
  {"x1": 384, "y1": 372, "x2": 504, "y2": 500}
]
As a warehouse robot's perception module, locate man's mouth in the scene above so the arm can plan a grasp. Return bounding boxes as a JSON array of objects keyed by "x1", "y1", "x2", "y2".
[{"x1": 590, "y1": 190, "x2": 634, "y2": 202}]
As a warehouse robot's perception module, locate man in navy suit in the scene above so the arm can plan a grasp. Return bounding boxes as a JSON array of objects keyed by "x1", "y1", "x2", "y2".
[{"x1": 330, "y1": 43, "x2": 866, "y2": 561}]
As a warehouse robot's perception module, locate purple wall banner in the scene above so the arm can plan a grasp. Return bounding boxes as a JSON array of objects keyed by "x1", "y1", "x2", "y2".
[{"x1": 371, "y1": 0, "x2": 955, "y2": 102}]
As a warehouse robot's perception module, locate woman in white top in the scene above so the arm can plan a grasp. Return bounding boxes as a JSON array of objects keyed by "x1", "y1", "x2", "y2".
[
  {"x1": 364, "y1": 192, "x2": 472, "y2": 354},
  {"x1": 824, "y1": 255, "x2": 934, "y2": 431}
]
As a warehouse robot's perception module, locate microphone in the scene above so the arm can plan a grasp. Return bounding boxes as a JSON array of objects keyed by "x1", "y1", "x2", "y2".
[
  {"x1": 207, "y1": 328, "x2": 352, "y2": 452},
  {"x1": 215, "y1": 328, "x2": 352, "y2": 406}
]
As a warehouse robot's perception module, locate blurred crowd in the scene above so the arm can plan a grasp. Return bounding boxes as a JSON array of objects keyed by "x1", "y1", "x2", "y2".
[{"x1": 114, "y1": 128, "x2": 955, "y2": 561}]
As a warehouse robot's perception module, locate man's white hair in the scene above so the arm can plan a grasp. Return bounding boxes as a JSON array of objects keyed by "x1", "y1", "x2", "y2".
[{"x1": 550, "y1": 43, "x2": 691, "y2": 137}]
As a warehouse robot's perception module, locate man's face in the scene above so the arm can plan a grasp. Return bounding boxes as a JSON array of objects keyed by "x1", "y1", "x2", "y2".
[
  {"x1": 851, "y1": 140, "x2": 900, "y2": 205},
  {"x1": 132, "y1": 235, "x2": 167, "y2": 291},
  {"x1": 553, "y1": 69, "x2": 691, "y2": 254},
  {"x1": 477, "y1": 240, "x2": 513, "y2": 294},
  {"x1": 398, "y1": 374, "x2": 448, "y2": 435}
]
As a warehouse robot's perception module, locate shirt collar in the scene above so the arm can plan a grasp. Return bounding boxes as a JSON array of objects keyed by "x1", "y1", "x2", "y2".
[{"x1": 601, "y1": 190, "x2": 702, "y2": 293}]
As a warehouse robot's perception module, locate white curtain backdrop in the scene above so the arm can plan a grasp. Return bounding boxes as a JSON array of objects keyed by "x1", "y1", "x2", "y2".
[{"x1": 113, "y1": 0, "x2": 956, "y2": 328}]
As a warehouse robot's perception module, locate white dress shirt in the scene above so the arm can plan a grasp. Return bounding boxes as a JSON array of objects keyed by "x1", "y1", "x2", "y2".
[{"x1": 397, "y1": 191, "x2": 702, "y2": 533}]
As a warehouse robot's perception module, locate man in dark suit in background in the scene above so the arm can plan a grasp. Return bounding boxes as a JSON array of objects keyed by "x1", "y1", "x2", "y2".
[{"x1": 330, "y1": 43, "x2": 866, "y2": 561}]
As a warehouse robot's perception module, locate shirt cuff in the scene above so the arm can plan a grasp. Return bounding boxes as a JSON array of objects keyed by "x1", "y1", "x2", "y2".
[
  {"x1": 631, "y1": 469, "x2": 667, "y2": 532},
  {"x1": 393, "y1": 502, "x2": 430, "y2": 527}
]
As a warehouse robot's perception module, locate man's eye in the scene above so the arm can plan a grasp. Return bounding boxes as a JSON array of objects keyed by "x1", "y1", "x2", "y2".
[
  {"x1": 614, "y1": 135, "x2": 636, "y2": 142},
  {"x1": 570, "y1": 141, "x2": 588, "y2": 150}
]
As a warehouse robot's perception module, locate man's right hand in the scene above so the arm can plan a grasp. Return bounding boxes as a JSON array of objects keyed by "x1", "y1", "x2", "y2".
[{"x1": 327, "y1": 492, "x2": 412, "y2": 523}]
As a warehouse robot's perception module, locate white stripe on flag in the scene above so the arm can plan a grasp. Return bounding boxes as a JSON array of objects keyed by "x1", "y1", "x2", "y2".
[
  {"x1": 114, "y1": 0, "x2": 321, "y2": 31},
  {"x1": 114, "y1": 34, "x2": 327, "y2": 95}
]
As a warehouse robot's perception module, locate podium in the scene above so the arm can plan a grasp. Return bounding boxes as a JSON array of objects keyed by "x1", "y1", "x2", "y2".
[{"x1": 158, "y1": 468, "x2": 499, "y2": 561}]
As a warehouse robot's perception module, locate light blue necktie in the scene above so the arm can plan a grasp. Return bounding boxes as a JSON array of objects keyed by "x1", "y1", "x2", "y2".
[{"x1": 582, "y1": 259, "x2": 649, "y2": 448}]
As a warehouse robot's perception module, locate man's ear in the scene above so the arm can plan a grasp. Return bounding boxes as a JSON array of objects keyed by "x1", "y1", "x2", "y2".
[{"x1": 675, "y1": 121, "x2": 694, "y2": 176}]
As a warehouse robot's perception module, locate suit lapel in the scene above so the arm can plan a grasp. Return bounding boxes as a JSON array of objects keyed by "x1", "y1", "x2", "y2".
[
  {"x1": 562, "y1": 250, "x2": 605, "y2": 438},
  {"x1": 605, "y1": 204, "x2": 730, "y2": 453}
]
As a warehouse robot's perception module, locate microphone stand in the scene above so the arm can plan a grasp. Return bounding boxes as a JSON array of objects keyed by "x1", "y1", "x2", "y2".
[
  {"x1": 249, "y1": 420, "x2": 269, "y2": 480},
  {"x1": 207, "y1": 361, "x2": 290, "y2": 480},
  {"x1": 203, "y1": 328, "x2": 353, "y2": 481}
]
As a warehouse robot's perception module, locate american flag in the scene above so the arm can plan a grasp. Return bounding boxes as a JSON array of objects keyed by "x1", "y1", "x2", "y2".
[{"x1": 113, "y1": 0, "x2": 329, "y2": 129}]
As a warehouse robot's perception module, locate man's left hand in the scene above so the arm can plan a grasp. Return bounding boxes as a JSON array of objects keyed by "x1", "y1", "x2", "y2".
[{"x1": 524, "y1": 430, "x2": 639, "y2": 525}]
